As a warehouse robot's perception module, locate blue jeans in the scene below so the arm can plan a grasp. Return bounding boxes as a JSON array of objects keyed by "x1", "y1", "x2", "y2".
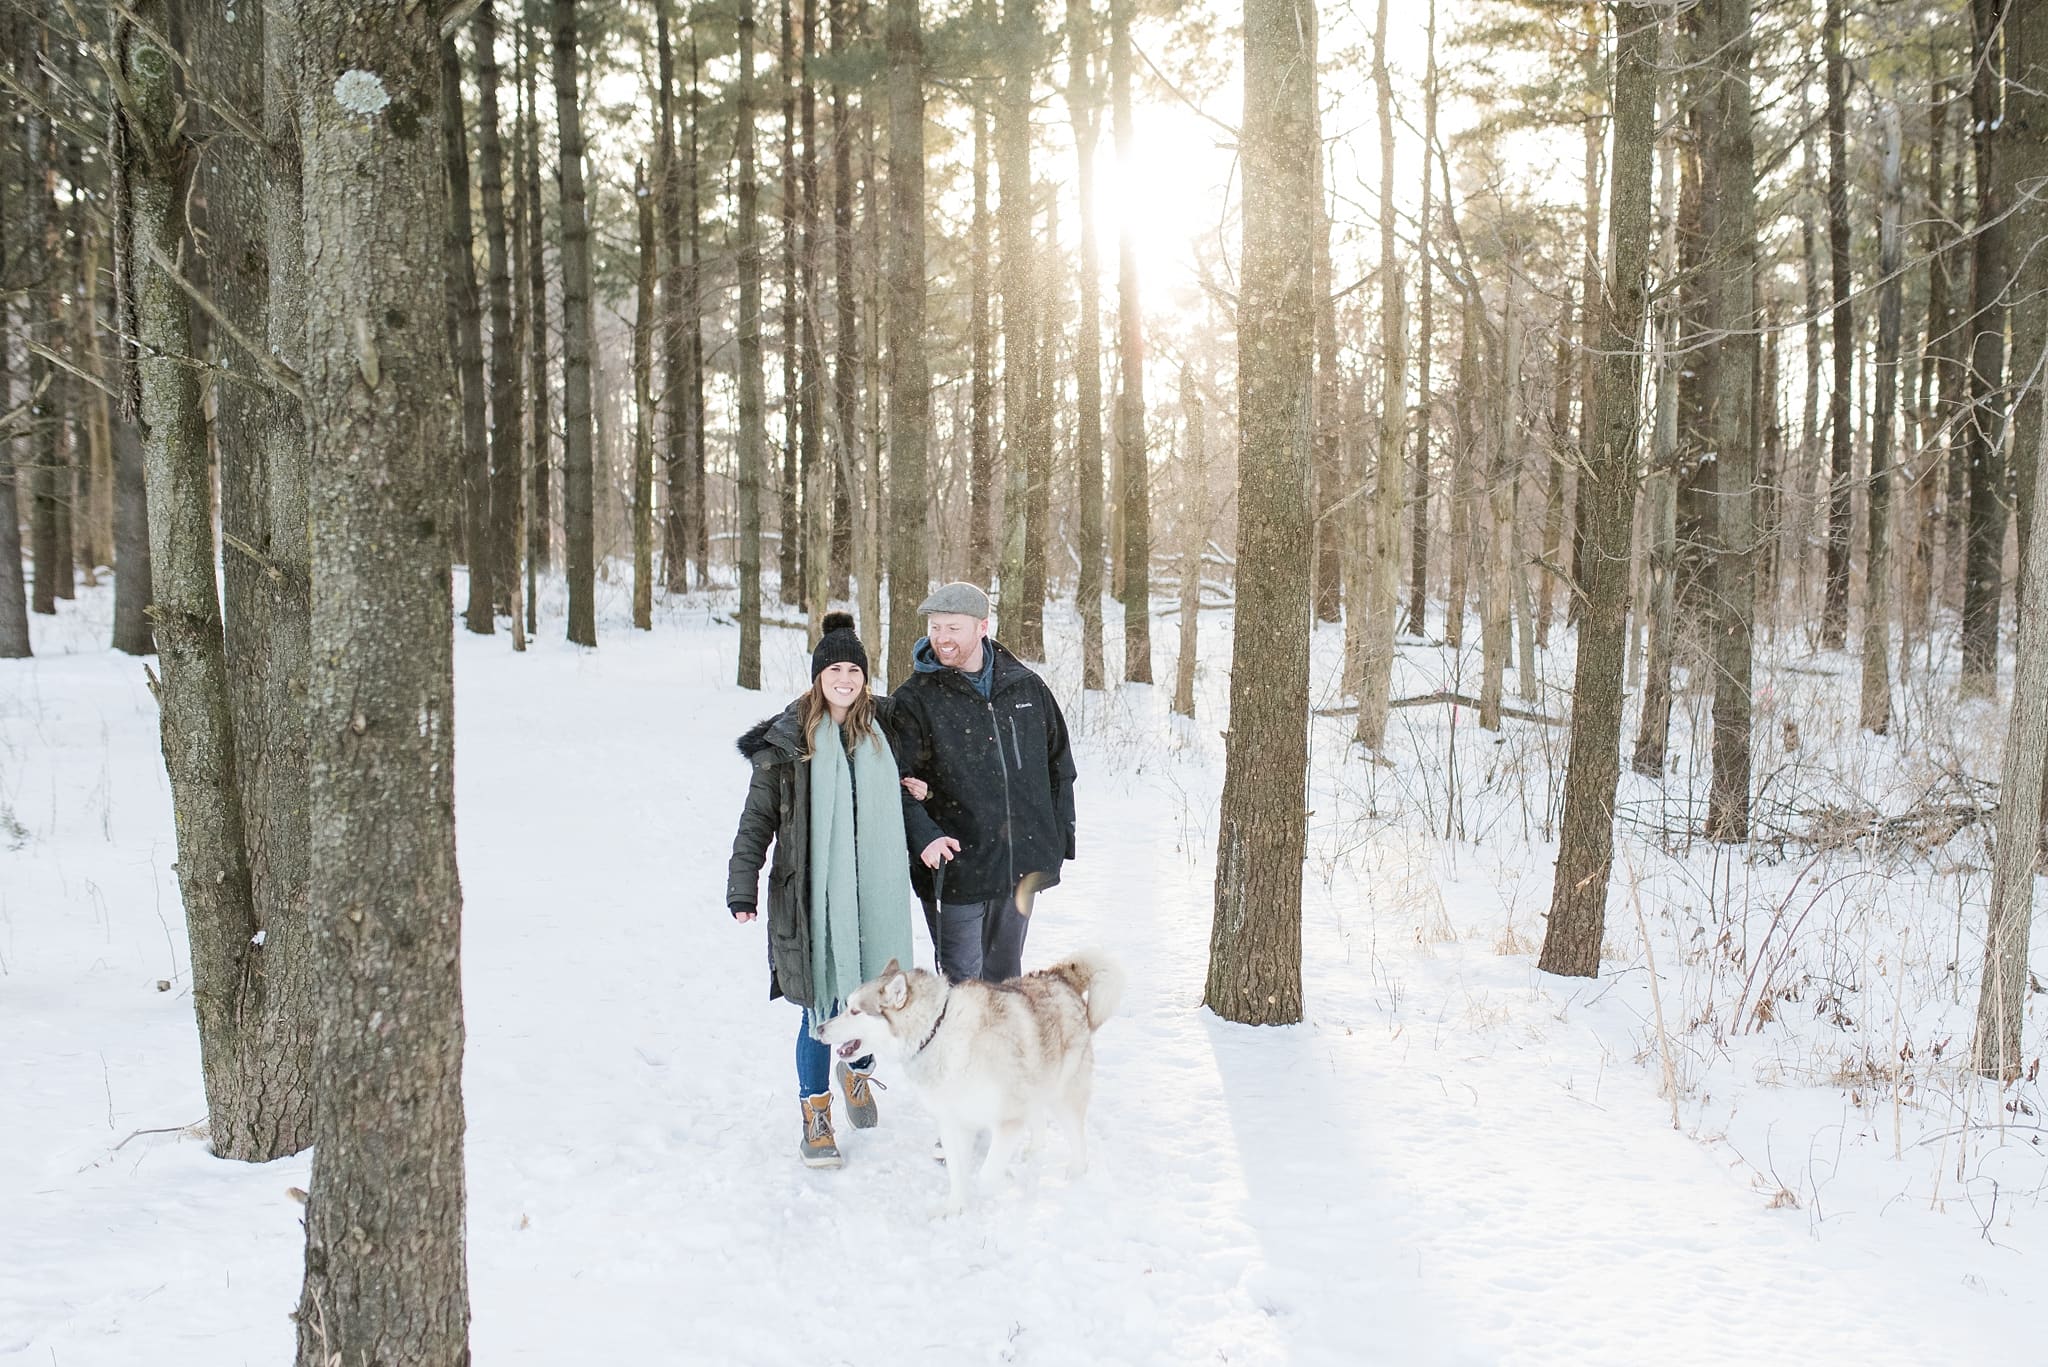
[
  {"x1": 925, "y1": 892, "x2": 1030, "y2": 984},
  {"x1": 796, "y1": 1008, "x2": 870, "y2": 1099}
]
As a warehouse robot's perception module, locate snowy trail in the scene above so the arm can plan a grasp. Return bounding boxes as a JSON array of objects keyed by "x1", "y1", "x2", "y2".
[{"x1": 4, "y1": 597, "x2": 2040, "y2": 1365}]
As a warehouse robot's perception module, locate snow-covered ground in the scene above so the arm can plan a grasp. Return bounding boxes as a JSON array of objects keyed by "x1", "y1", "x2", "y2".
[{"x1": 3, "y1": 573, "x2": 2042, "y2": 1366}]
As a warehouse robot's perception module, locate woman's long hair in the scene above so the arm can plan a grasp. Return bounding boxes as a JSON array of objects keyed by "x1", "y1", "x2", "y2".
[{"x1": 796, "y1": 672, "x2": 879, "y2": 759}]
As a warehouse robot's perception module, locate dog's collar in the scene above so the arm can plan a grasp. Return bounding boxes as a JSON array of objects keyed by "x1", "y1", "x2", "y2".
[{"x1": 912, "y1": 990, "x2": 952, "y2": 1057}]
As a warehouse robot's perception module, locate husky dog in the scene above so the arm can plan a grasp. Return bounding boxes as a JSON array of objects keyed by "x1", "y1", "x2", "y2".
[{"x1": 818, "y1": 950, "x2": 1123, "y2": 1215}]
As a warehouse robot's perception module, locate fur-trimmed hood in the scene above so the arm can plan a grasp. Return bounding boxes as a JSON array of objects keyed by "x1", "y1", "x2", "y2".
[{"x1": 736, "y1": 702, "x2": 805, "y2": 764}]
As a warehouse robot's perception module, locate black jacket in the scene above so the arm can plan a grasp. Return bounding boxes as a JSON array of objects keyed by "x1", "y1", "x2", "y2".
[
  {"x1": 726, "y1": 699, "x2": 918, "y2": 1003},
  {"x1": 885, "y1": 638, "x2": 1077, "y2": 905}
]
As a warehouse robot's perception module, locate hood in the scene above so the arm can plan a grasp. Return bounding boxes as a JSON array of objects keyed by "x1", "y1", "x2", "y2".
[{"x1": 736, "y1": 701, "x2": 806, "y2": 762}]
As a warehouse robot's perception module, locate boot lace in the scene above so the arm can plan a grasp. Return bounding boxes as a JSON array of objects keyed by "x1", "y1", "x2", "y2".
[{"x1": 805, "y1": 1101, "x2": 834, "y2": 1146}]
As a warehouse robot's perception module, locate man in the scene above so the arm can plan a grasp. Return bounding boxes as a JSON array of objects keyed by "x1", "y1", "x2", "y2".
[{"x1": 888, "y1": 582, "x2": 1076, "y2": 982}]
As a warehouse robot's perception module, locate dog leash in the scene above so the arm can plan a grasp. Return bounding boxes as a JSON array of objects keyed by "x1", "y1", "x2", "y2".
[{"x1": 931, "y1": 856, "x2": 947, "y2": 980}]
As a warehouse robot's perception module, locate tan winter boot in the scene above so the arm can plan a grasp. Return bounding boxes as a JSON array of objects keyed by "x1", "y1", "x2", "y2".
[
  {"x1": 837, "y1": 1059, "x2": 880, "y2": 1129},
  {"x1": 799, "y1": 1093, "x2": 843, "y2": 1169}
]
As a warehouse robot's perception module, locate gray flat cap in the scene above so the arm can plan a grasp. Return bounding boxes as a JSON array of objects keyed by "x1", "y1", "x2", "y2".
[{"x1": 918, "y1": 581, "x2": 991, "y2": 618}]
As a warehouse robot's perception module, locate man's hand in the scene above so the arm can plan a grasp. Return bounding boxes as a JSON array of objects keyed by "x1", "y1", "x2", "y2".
[
  {"x1": 901, "y1": 775, "x2": 930, "y2": 801},
  {"x1": 920, "y1": 835, "x2": 960, "y2": 869}
]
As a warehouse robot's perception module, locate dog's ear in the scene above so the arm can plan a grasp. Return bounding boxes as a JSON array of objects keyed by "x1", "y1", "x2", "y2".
[
  {"x1": 881, "y1": 969, "x2": 909, "y2": 1010},
  {"x1": 881, "y1": 957, "x2": 902, "y2": 977}
]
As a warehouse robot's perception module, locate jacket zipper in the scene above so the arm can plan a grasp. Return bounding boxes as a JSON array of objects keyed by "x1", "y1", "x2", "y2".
[
  {"x1": 987, "y1": 694, "x2": 1015, "y2": 898},
  {"x1": 1007, "y1": 716, "x2": 1025, "y2": 770}
]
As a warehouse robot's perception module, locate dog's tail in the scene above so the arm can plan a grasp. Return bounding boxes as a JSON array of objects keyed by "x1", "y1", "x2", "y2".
[{"x1": 1048, "y1": 948, "x2": 1124, "y2": 1030}]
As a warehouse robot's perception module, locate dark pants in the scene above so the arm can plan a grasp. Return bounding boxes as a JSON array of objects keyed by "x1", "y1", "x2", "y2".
[{"x1": 924, "y1": 891, "x2": 1031, "y2": 983}]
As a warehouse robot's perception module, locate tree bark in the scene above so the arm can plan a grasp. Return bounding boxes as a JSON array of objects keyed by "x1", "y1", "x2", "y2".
[
  {"x1": 1207, "y1": 0, "x2": 1315, "y2": 1027},
  {"x1": 24, "y1": 26, "x2": 61, "y2": 618},
  {"x1": 442, "y1": 37, "x2": 494, "y2": 635},
  {"x1": 737, "y1": 0, "x2": 768, "y2": 688},
  {"x1": 1973, "y1": 334, "x2": 2048, "y2": 1080},
  {"x1": 831, "y1": 0, "x2": 873, "y2": 640},
  {"x1": 1408, "y1": 0, "x2": 1438, "y2": 637},
  {"x1": 1701, "y1": 0, "x2": 1757, "y2": 843},
  {"x1": 780, "y1": 0, "x2": 802, "y2": 606},
  {"x1": 522, "y1": 13, "x2": 553, "y2": 588},
  {"x1": 969, "y1": 2, "x2": 996, "y2": 590},
  {"x1": 190, "y1": 0, "x2": 319, "y2": 1159},
  {"x1": 656, "y1": 1, "x2": 689, "y2": 592},
  {"x1": 1355, "y1": 0, "x2": 1404, "y2": 751},
  {"x1": 1820, "y1": 0, "x2": 1852, "y2": 651},
  {"x1": 1067, "y1": 0, "x2": 1107, "y2": 689},
  {"x1": 995, "y1": 0, "x2": 1038, "y2": 629},
  {"x1": 476, "y1": 1, "x2": 522, "y2": 618},
  {"x1": 1174, "y1": 370, "x2": 1205, "y2": 718},
  {"x1": 552, "y1": 0, "x2": 598, "y2": 647},
  {"x1": 1112, "y1": 0, "x2": 1152, "y2": 681},
  {"x1": 1960, "y1": 0, "x2": 2010, "y2": 697},
  {"x1": 884, "y1": 0, "x2": 929, "y2": 689},
  {"x1": 122, "y1": 5, "x2": 267, "y2": 1160},
  {"x1": 1, "y1": 38, "x2": 36, "y2": 656},
  {"x1": 2008, "y1": 0, "x2": 2048, "y2": 617},
  {"x1": 633, "y1": 162, "x2": 656, "y2": 631},
  {"x1": 293, "y1": 4, "x2": 470, "y2": 1356},
  {"x1": 1861, "y1": 102, "x2": 1902, "y2": 735},
  {"x1": 1541, "y1": 0, "x2": 1657, "y2": 979}
]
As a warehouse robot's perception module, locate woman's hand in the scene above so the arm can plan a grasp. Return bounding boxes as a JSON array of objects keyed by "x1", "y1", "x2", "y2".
[
  {"x1": 900, "y1": 775, "x2": 929, "y2": 801},
  {"x1": 731, "y1": 905, "x2": 758, "y2": 923}
]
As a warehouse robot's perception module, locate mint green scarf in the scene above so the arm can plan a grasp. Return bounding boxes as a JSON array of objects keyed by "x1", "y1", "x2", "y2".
[{"x1": 807, "y1": 716, "x2": 914, "y2": 1024}]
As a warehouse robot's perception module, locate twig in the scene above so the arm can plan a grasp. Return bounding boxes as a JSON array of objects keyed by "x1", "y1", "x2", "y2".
[
  {"x1": 144, "y1": 241, "x2": 306, "y2": 401},
  {"x1": 221, "y1": 531, "x2": 287, "y2": 584},
  {"x1": 1316, "y1": 690, "x2": 1567, "y2": 727},
  {"x1": 111, "y1": 1118, "x2": 206, "y2": 1152}
]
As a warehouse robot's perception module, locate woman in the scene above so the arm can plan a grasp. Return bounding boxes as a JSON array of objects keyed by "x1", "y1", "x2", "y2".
[{"x1": 727, "y1": 612, "x2": 916, "y2": 1168}]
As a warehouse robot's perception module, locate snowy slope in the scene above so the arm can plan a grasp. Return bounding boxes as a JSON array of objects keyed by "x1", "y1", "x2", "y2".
[{"x1": 2, "y1": 579, "x2": 2041, "y2": 1366}]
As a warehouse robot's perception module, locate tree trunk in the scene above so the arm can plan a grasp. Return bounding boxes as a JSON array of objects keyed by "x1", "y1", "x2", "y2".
[
  {"x1": 1, "y1": 39, "x2": 35, "y2": 655},
  {"x1": 780, "y1": 0, "x2": 802, "y2": 607},
  {"x1": 737, "y1": 0, "x2": 768, "y2": 688},
  {"x1": 831, "y1": 0, "x2": 872, "y2": 640},
  {"x1": 477, "y1": 1, "x2": 522, "y2": 619},
  {"x1": 1702, "y1": 0, "x2": 1757, "y2": 843},
  {"x1": 1207, "y1": 0, "x2": 1315, "y2": 1027},
  {"x1": 443, "y1": 37, "x2": 495, "y2": 635},
  {"x1": 1112, "y1": 0, "x2": 1152, "y2": 682},
  {"x1": 1960, "y1": 0, "x2": 2009, "y2": 698},
  {"x1": 504, "y1": 22, "x2": 531, "y2": 652},
  {"x1": 1017, "y1": 192, "x2": 1054, "y2": 662},
  {"x1": 1311, "y1": 124, "x2": 1344, "y2": 628},
  {"x1": 1408, "y1": 0, "x2": 1437, "y2": 637},
  {"x1": 24, "y1": 28, "x2": 60, "y2": 618},
  {"x1": 1973, "y1": 334, "x2": 2048, "y2": 1080},
  {"x1": 1068, "y1": 0, "x2": 1107, "y2": 689},
  {"x1": 522, "y1": 13, "x2": 553, "y2": 589},
  {"x1": 552, "y1": 0, "x2": 598, "y2": 646},
  {"x1": 1355, "y1": 0, "x2": 1404, "y2": 751},
  {"x1": 1174, "y1": 370, "x2": 1205, "y2": 718},
  {"x1": 633, "y1": 162, "x2": 656, "y2": 631},
  {"x1": 1540, "y1": 0, "x2": 1657, "y2": 979},
  {"x1": 1861, "y1": 103, "x2": 1902, "y2": 735},
  {"x1": 995, "y1": 0, "x2": 1038, "y2": 628},
  {"x1": 799, "y1": 0, "x2": 830, "y2": 629},
  {"x1": 1480, "y1": 287, "x2": 1517, "y2": 733},
  {"x1": 2008, "y1": 0, "x2": 2047, "y2": 617},
  {"x1": 110, "y1": 411, "x2": 153, "y2": 656},
  {"x1": 293, "y1": 4, "x2": 470, "y2": 1356},
  {"x1": 191, "y1": 0, "x2": 318, "y2": 1159},
  {"x1": 884, "y1": 0, "x2": 929, "y2": 689},
  {"x1": 969, "y1": 3, "x2": 995, "y2": 591},
  {"x1": 122, "y1": 6, "x2": 266, "y2": 1160},
  {"x1": 689, "y1": 32, "x2": 711, "y2": 587},
  {"x1": 657, "y1": 1, "x2": 689, "y2": 592},
  {"x1": 1820, "y1": 0, "x2": 1852, "y2": 651}
]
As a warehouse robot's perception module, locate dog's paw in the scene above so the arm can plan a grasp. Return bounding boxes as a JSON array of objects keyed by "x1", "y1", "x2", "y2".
[{"x1": 928, "y1": 1198, "x2": 966, "y2": 1221}]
